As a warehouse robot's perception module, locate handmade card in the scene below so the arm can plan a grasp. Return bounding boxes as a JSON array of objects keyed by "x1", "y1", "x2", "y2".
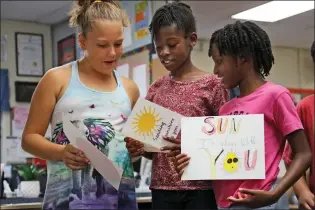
[
  {"x1": 63, "y1": 114, "x2": 123, "y2": 190},
  {"x1": 122, "y1": 98, "x2": 182, "y2": 152},
  {"x1": 181, "y1": 114, "x2": 265, "y2": 180}
]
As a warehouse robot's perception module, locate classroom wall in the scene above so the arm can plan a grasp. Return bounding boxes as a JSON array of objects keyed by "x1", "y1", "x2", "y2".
[
  {"x1": 1, "y1": 20, "x2": 52, "y2": 144},
  {"x1": 51, "y1": 20, "x2": 80, "y2": 67},
  {"x1": 189, "y1": 40, "x2": 314, "y2": 89}
]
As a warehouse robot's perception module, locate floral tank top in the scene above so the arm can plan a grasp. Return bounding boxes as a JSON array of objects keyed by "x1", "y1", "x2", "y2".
[{"x1": 42, "y1": 61, "x2": 137, "y2": 210}]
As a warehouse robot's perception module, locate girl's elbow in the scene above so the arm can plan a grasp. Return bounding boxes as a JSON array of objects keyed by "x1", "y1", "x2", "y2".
[
  {"x1": 21, "y1": 133, "x2": 30, "y2": 152},
  {"x1": 305, "y1": 151, "x2": 312, "y2": 165}
]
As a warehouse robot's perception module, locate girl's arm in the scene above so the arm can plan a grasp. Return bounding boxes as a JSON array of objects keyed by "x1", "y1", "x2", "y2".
[
  {"x1": 22, "y1": 69, "x2": 67, "y2": 161},
  {"x1": 272, "y1": 130, "x2": 312, "y2": 199}
]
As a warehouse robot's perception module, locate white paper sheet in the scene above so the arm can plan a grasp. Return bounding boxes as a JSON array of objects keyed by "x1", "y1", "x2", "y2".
[
  {"x1": 181, "y1": 114, "x2": 265, "y2": 180},
  {"x1": 76, "y1": 138, "x2": 123, "y2": 190},
  {"x1": 123, "y1": 26, "x2": 132, "y2": 48},
  {"x1": 121, "y1": 98, "x2": 182, "y2": 152},
  {"x1": 62, "y1": 115, "x2": 123, "y2": 190},
  {"x1": 1, "y1": 137, "x2": 31, "y2": 164},
  {"x1": 132, "y1": 64, "x2": 147, "y2": 98}
]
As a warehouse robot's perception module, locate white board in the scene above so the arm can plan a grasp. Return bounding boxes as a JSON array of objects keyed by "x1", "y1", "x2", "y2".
[{"x1": 181, "y1": 114, "x2": 265, "y2": 180}]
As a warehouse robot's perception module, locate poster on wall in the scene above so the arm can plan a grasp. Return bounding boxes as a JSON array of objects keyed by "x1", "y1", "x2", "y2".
[
  {"x1": 11, "y1": 106, "x2": 51, "y2": 138},
  {"x1": 116, "y1": 63, "x2": 129, "y2": 78},
  {"x1": 15, "y1": 32, "x2": 44, "y2": 77},
  {"x1": 135, "y1": 0, "x2": 149, "y2": 40},
  {"x1": 132, "y1": 64, "x2": 147, "y2": 97},
  {"x1": 58, "y1": 34, "x2": 76, "y2": 66},
  {"x1": 181, "y1": 114, "x2": 265, "y2": 181},
  {"x1": 123, "y1": 26, "x2": 132, "y2": 48}
]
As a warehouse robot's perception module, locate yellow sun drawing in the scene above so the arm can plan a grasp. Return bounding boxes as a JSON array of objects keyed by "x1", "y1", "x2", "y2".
[
  {"x1": 132, "y1": 106, "x2": 162, "y2": 136},
  {"x1": 223, "y1": 152, "x2": 239, "y2": 173}
]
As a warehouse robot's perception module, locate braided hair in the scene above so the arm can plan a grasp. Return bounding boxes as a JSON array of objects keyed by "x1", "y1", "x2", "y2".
[
  {"x1": 208, "y1": 21, "x2": 274, "y2": 78},
  {"x1": 149, "y1": 2, "x2": 196, "y2": 39}
]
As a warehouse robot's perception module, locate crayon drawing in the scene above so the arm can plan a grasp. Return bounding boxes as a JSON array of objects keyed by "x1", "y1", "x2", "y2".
[
  {"x1": 181, "y1": 114, "x2": 265, "y2": 180},
  {"x1": 132, "y1": 106, "x2": 162, "y2": 136},
  {"x1": 122, "y1": 98, "x2": 183, "y2": 152}
]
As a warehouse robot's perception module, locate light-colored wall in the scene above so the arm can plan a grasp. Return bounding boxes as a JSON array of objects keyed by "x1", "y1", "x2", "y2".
[
  {"x1": 191, "y1": 40, "x2": 314, "y2": 89},
  {"x1": 0, "y1": 19, "x2": 52, "y2": 143},
  {"x1": 51, "y1": 20, "x2": 79, "y2": 67}
]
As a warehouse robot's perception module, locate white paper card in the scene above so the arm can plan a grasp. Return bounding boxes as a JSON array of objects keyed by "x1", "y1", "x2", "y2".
[
  {"x1": 181, "y1": 114, "x2": 265, "y2": 180},
  {"x1": 63, "y1": 114, "x2": 123, "y2": 190},
  {"x1": 122, "y1": 98, "x2": 182, "y2": 152},
  {"x1": 76, "y1": 138, "x2": 123, "y2": 190}
]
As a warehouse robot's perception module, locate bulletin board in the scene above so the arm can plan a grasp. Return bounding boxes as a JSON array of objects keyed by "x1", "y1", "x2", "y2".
[{"x1": 117, "y1": 44, "x2": 153, "y2": 97}]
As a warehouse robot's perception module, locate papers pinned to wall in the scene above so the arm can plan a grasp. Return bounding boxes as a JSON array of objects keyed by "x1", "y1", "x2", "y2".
[
  {"x1": 116, "y1": 63, "x2": 129, "y2": 78},
  {"x1": 132, "y1": 64, "x2": 147, "y2": 98},
  {"x1": 1, "y1": 136, "x2": 33, "y2": 164},
  {"x1": 11, "y1": 106, "x2": 51, "y2": 138}
]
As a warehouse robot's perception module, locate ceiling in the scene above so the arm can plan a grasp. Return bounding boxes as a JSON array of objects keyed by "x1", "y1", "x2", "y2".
[
  {"x1": 184, "y1": 1, "x2": 314, "y2": 49},
  {"x1": 1, "y1": 1, "x2": 314, "y2": 49},
  {"x1": 1, "y1": 1, "x2": 73, "y2": 25}
]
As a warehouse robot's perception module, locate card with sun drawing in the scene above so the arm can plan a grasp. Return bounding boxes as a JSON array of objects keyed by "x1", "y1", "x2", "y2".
[
  {"x1": 122, "y1": 98, "x2": 183, "y2": 152},
  {"x1": 180, "y1": 114, "x2": 265, "y2": 180}
]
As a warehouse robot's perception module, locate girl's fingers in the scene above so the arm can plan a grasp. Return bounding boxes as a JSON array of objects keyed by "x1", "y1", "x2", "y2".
[
  {"x1": 177, "y1": 160, "x2": 189, "y2": 172},
  {"x1": 178, "y1": 163, "x2": 189, "y2": 176},
  {"x1": 65, "y1": 157, "x2": 87, "y2": 167},
  {"x1": 176, "y1": 156, "x2": 190, "y2": 165},
  {"x1": 67, "y1": 164, "x2": 85, "y2": 171}
]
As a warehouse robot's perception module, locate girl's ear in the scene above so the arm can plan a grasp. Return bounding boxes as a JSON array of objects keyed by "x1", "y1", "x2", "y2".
[
  {"x1": 189, "y1": 32, "x2": 198, "y2": 48},
  {"x1": 78, "y1": 32, "x2": 87, "y2": 51}
]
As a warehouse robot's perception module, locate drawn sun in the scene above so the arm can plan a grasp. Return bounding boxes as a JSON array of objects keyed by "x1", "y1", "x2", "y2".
[
  {"x1": 219, "y1": 150, "x2": 243, "y2": 175},
  {"x1": 132, "y1": 106, "x2": 161, "y2": 136}
]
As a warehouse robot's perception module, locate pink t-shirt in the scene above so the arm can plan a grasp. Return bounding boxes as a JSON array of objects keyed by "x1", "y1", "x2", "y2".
[
  {"x1": 212, "y1": 81, "x2": 303, "y2": 208},
  {"x1": 146, "y1": 74, "x2": 228, "y2": 190}
]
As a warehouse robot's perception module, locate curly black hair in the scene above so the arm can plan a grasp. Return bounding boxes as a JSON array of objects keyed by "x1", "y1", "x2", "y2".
[
  {"x1": 208, "y1": 21, "x2": 274, "y2": 78},
  {"x1": 149, "y1": 2, "x2": 196, "y2": 39},
  {"x1": 311, "y1": 41, "x2": 315, "y2": 63}
]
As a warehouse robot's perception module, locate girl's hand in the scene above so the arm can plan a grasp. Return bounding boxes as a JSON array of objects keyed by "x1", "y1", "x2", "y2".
[
  {"x1": 161, "y1": 136, "x2": 181, "y2": 158},
  {"x1": 298, "y1": 190, "x2": 315, "y2": 210},
  {"x1": 173, "y1": 153, "x2": 191, "y2": 176},
  {"x1": 61, "y1": 144, "x2": 89, "y2": 170},
  {"x1": 227, "y1": 188, "x2": 277, "y2": 209},
  {"x1": 124, "y1": 137, "x2": 144, "y2": 157}
]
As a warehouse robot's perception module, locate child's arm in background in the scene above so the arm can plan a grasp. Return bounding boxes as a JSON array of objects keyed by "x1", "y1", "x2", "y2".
[
  {"x1": 282, "y1": 97, "x2": 315, "y2": 210},
  {"x1": 268, "y1": 92, "x2": 312, "y2": 201}
]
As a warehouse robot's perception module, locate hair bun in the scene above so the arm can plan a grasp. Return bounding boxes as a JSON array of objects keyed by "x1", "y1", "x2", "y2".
[
  {"x1": 177, "y1": 2, "x2": 192, "y2": 11},
  {"x1": 77, "y1": 0, "x2": 118, "y2": 7},
  {"x1": 77, "y1": 0, "x2": 86, "y2": 7}
]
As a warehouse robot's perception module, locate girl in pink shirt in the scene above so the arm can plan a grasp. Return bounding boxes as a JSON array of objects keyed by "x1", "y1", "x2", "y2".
[
  {"x1": 125, "y1": 2, "x2": 228, "y2": 209},
  {"x1": 173, "y1": 21, "x2": 312, "y2": 209}
]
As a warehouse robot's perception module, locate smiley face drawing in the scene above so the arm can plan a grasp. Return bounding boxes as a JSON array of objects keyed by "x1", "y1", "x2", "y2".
[{"x1": 223, "y1": 152, "x2": 239, "y2": 173}]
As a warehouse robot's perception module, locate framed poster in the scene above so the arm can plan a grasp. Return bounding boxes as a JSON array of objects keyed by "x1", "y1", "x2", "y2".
[
  {"x1": 57, "y1": 34, "x2": 76, "y2": 66},
  {"x1": 15, "y1": 32, "x2": 44, "y2": 77},
  {"x1": 15, "y1": 81, "x2": 38, "y2": 103}
]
